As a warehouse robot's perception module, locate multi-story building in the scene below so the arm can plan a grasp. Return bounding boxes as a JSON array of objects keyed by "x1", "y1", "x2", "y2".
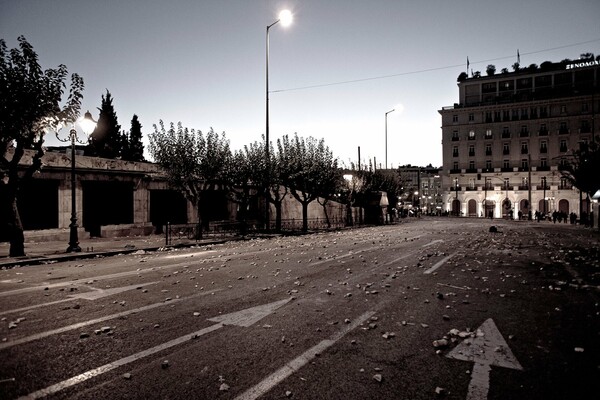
[{"x1": 439, "y1": 55, "x2": 599, "y2": 219}]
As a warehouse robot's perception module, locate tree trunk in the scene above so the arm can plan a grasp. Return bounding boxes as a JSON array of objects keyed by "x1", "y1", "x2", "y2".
[
  {"x1": 302, "y1": 202, "x2": 308, "y2": 232},
  {"x1": 274, "y1": 201, "x2": 282, "y2": 233},
  {"x1": 8, "y1": 189, "x2": 25, "y2": 257}
]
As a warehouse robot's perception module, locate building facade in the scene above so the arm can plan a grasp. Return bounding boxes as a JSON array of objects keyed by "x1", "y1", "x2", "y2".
[{"x1": 439, "y1": 56, "x2": 599, "y2": 219}]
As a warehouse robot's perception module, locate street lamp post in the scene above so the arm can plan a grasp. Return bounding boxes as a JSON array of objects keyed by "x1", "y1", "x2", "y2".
[
  {"x1": 265, "y1": 9, "x2": 293, "y2": 231},
  {"x1": 55, "y1": 111, "x2": 97, "y2": 252},
  {"x1": 385, "y1": 109, "x2": 395, "y2": 169}
]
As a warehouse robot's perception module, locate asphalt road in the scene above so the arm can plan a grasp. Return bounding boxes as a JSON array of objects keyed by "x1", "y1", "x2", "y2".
[{"x1": 1, "y1": 218, "x2": 598, "y2": 400}]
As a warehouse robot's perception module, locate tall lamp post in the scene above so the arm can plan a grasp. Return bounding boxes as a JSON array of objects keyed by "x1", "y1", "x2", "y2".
[
  {"x1": 385, "y1": 109, "x2": 395, "y2": 169},
  {"x1": 55, "y1": 111, "x2": 97, "y2": 252},
  {"x1": 265, "y1": 9, "x2": 293, "y2": 231}
]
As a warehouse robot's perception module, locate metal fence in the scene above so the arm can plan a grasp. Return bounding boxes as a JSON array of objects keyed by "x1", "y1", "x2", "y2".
[{"x1": 164, "y1": 217, "x2": 349, "y2": 245}]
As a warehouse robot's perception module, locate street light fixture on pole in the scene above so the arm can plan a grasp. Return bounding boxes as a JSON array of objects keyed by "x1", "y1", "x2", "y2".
[
  {"x1": 55, "y1": 111, "x2": 97, "y2": 252},
  {"x1": 265, "y1": 9, "x2": 293, "y2": 231},
  {"x1": 385, "y1": 109, "x2": 395, "y2": 169}
]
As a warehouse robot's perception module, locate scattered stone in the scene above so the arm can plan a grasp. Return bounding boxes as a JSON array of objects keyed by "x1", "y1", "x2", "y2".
[
  {"x1": 285, "y1": 390, "x2": 293, "y2": 397},
  {"x1": 123, "y1": 373, "x2": 132, "y2": 380},
  {"x1": 433, "y1": 339, "x2": 449, "y2": 348},
  {"x1": 79, "y1": 332, "x2": 90, "y2": 339},
  {"x1": 574, "y1": 347, "x2": 585, "y2": 353},
  {"x1": 219, "y1": 383, "x2": 230, "y2": 391},
  {"x1": 435, "y1": 386, "x2": 447, "y2": 396},
  {"x1": 161, "y1": 360, "x2": 169, "y2": 369},
  {"x1": 373, "y1": 374, "x2": 383, "y2": 382}
]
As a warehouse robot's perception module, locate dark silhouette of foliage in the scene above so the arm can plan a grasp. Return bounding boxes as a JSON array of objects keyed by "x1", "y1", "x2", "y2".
[
  {"x1": 559, "y1": 139, "x2": 600, "y2": 200},
  {"x1": 87, "y1": 90, "x2": 121, "y2": 158},
  {"x1": 0, "y1": 36, "x2": 84, "y2": 256},
  {"x1": 486, "y1": 64, "x2": 496, "y2": 76},
  {"x1": 121, "y1": 114, "x2": 144, "y2": 161},
  {"x1": 457, "y1": 72, "x2": 468, "y2": 82}
]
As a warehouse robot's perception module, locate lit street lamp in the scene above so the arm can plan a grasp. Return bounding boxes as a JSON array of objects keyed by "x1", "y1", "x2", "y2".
[
  {"x1": 55, "y1": 111, "x2": 97, "y2": 252},
  {"x1": 385, "y1": 109, "x2": 395, "y2": 169},
  {"x1": 265, "y1": 9, "x2": 293, "y2": 230}
]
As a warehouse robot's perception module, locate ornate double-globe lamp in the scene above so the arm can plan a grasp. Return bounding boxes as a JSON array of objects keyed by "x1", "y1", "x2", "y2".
[{"x1": 54, "y1": 111, "x2": 97, "y2": 252}]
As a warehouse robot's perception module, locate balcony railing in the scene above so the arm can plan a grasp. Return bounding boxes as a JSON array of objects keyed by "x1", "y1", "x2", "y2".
[
  {"x1": 538, "y1": 129, "x2": 548, "y2": 136},
  {"x1": 501, "y1": 132, "x2": 511, "y2": 138}
]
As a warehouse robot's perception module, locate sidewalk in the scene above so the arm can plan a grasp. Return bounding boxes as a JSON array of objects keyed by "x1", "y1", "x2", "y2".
[{"x1": 0, "y1": 234, "x2": 226, "y2": 268}]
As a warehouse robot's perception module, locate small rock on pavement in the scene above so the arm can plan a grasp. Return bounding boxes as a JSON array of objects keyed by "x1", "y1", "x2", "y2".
[
  {"x1": 219, "y1": 383, "x2": 230, "y2": 391},
  {"x1": 373, "y1": 374, "x2": 383, "y2": 382},
  {"x1": 161, "y1": 360, "x2": 169, "y2": 369},
  {"x1": 123, "y1": 373, "x2": 132, "y2": 380},
  {"x1": 285, "y1": 390, "x2": 293, "y2": 397},
  {"x1": 435, "y1": 386, "x2": 447, "y2": 396}
]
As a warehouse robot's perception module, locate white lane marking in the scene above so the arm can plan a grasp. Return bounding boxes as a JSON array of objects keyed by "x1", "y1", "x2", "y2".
[
  {"x1": 423, "y1": 253, "x2": 455, "y2": 275},
  {"x1": 308, "y1": 247, "x2": 379, "y2": 267},
  {"x1": 0, "y1": 283, "x2": 160, "y2": 316},
  {"x1": 446, "y1": 318, "x2": 523, "y2": 400},
  {"x1": 164, "y1": 250, "x2": 216, "y2": 259},
  {"x1": 0, "y1": 290, "x2": 220, "y2": 351},
  {"x1": 20, "y1": 298, "x2": 291, "y2": 400},
  {"x1": 234, "y1": 310, "x2": 376, "y2": 400},
  {"x1": 422, "y1": 239, "x2": 444, "y2": 247}
]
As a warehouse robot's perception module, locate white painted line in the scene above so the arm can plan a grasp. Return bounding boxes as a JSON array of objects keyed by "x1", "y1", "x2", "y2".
[
  {"x1": 422, "y1": 239, "x2": 444, "y2": 248},
  {"x1": 423, "y1": 253, "x2": 455, "y2": 275},
  {"x1": 234, "y1": 310, "x2": 376, "y2": 400},
  {"x1": 0, "y1": 283, "x2": 159, "y2": 316},
  {"x1": 20, "y1": 323, "x2": 224, "y2": 400},
  {"x1": 0, "y1": 290, "x2": 220, "y2": 351},
  {"x1": 19, "y1": 298, "x2": 290, "y2": 400}
]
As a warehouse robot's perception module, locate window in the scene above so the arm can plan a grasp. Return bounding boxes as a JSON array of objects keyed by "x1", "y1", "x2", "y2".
[
  {"x1": 539, "y1": 123, "x2": 548, "y2": 135},
  {"x1": 521, "y1": 108, "x2": 528, "y2": 119},
  {"x1": 485, "y1": 111, "x2": 492, "y2": 122},
  {"x1": 453, "y1": 114, "x2": 458, "y2": 122},
  {"x1": 485, "y1": 129, "x2": 493, "y2": 139},
  {"x1": 504, "y1": 178, "x2": 510, "y2": 189},
  {"x1": 469, "y1": 144, "x2": 475, "y2": 156},
  {"x1": 530, "y1": 107, "x2": 538, "y2": 119},
  {"x1": 520, "y1": 125, "x2": 529, "y2": 136},
  {"x1": 540, "y1": 140, "x2": 547, "y2": 153},
  {"x1": 541, "y1": 176, "x2": 547, "y2": 188},
  {"x1": 494, "y1": 111, "x2": 501, "y2": 122},
  {"x1": 453, "y1": 161, "x2": 459, "y2": 171},
  {"x1": 485, "y1": 144, "x2": 492, "y2": 155},
  {"x1": 582, "y1": 103, "x2": 589, "y2": 113},
  {"x1": 512, "y1": 109, "x2": 519, "y2": 120},
  {"x1": 452, "y1": 130, "x2": 459, "y2": 141},
  {"x1": 521, "y1": 142, "x2": 528, "y2": 154},
  {"x1": 503, "y1": 110, "x2": 510, "y2": 121},
  {"x1": 485, "y1": 160, "x2": 492, "y2": 170},
  {"x1": 540, "y1": 106, "x2": 548, "y2": 118},
  {"x1": 521, "y1": 158, "x2": 529, "y2": 170},
  {"x1": 468, "y1": 178, "x2": 475, "y2": 189},
  {"x1": 540, "y1": 158, "x2": 548, "y2": 168},
  {"x1": 559, "y1": 122, "x2": 568, "y2": 134},
  {"x1": 468, "y1": 113, "x2": 474, "y2": 122},
  {"x1": 503, "y1": 143, "x2": 510, "y2": 155},
  {"x1": 468, "y1": 130, "x2": 476, "y2": 140},
  {"x1": 560, "y1": 105, "x2": 567, "y2": 114},
  {"x1": 560, "y1": 139, "x2": 568, "y2": 152},
  {"x1": 469, "y1": 161, "x2": 475, "y2": 170},
  {"x1": 453, "y1": 146, "x2": 459, "y2": 157},
  {"x1": 503, "y1": 160, "x2": 510, "y2": 169},
  {"x1": 521, "y1": 177, "x2": 529, "y2": 188},
  {"x1": 580, "y1": 120, "x2": 590, "y2": 133}
]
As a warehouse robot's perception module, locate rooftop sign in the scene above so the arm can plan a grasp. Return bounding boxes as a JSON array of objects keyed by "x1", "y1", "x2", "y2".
[{"x1": 566, "y1": 60, "x2": 599, "y2": 70}]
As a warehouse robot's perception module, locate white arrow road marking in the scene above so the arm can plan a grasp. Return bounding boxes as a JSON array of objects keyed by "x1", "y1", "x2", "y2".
[
  {"x1": 0, "y1": 289, "x2": 220, "y2": 351},
  {"x1": 234, "y1": 310, "x2": 376, "y2": 400},
  {"x1": 423, "y1": 253, "x2": 456, "y2": 275},
  {"x1": 0, "y1": 282, "x2": 159, "y2": 316},
  {"x1": 19, "y1": 298, "x2": 291, "y2": 400},
  {"x1": 446, "y1": 318, "x2": 523, "y2": 400}
]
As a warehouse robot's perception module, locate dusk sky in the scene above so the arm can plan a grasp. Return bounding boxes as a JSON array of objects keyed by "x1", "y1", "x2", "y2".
[{"x1": 2, "y1": 0, "x2": 599, "y2": 168}]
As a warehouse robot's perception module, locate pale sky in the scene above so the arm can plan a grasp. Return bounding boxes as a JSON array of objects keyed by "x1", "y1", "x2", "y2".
[{"x1": 1, "y1": 0, "x2": 599, "y2": 168}]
